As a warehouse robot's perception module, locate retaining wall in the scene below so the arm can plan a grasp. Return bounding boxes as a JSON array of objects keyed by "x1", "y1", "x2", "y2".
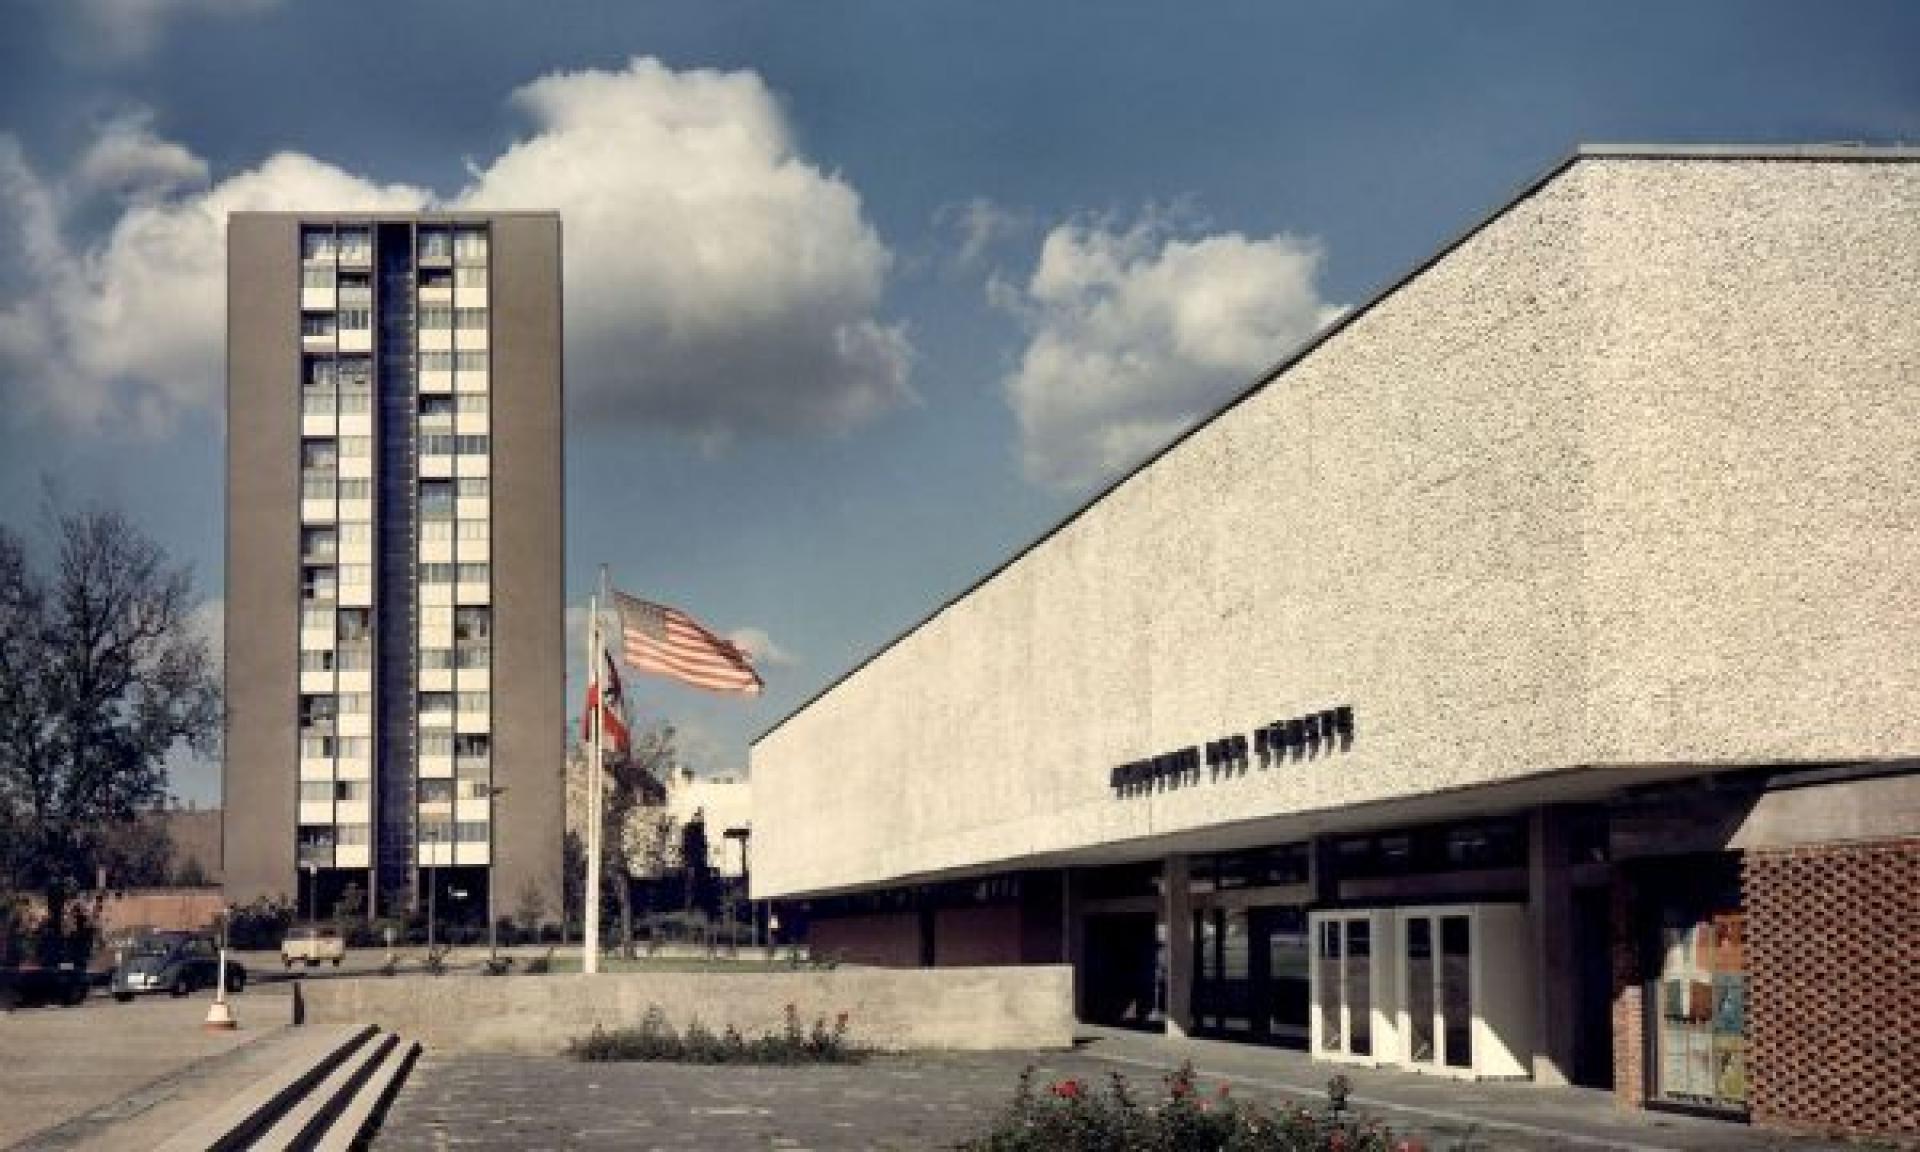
[{"x1": 298, "y1": 965, "x2": 1074, "y2": 1054}]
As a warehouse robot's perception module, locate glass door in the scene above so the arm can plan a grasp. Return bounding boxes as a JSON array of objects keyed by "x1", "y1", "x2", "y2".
[
  {"x1": 1312, "y1": 911, "x2": 1383, "y2": 1061},
  {"x1": 1399, "y1": 910, "x2": 1475, "y2": 1073}
]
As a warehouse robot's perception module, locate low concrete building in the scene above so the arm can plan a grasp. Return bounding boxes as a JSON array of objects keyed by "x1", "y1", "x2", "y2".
[{"x1": 751, "y1": 147, "x2": 1920, "y2": 1141}]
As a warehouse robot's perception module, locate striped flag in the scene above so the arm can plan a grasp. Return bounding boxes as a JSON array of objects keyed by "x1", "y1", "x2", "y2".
[
  {"x1": 581, "y1": 649, "x2": 631, "y2": 756},
  {"x1": 612, "y1": 590, "x2": 764, "y2": 696}
]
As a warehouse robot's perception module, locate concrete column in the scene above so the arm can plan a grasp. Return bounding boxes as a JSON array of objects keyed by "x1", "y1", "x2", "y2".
[
  {"x1": 1163, "y1": 854, "x2": 1194, "y2": 1037},
  {"x1": 1530, "y1": 806, "x2": 1577, "y2": 1085},
  {"x1": 1061, "y1": 870, "x2": 1084, "y2": 1019}
]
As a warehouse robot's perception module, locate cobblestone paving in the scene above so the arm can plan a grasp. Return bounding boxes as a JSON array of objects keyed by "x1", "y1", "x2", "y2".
[
  {"x1": 371, "y1": 1040, "x2": 1841, "y2": 1152},
  {"x1": 371, "y1": 1050, "x2": 1054, "y2": 1151}
]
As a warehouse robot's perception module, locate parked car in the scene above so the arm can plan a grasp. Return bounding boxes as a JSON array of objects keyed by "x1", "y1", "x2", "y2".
[
  {"x1": 281, "y1": 925, "x2": 346, "y2": 968},
  {"x1": 0, "y1": 963, "x2": 90, "y2": 1009},
  {"x1": 111, "y1": 932, "x2": 245, "y2": 1000}
]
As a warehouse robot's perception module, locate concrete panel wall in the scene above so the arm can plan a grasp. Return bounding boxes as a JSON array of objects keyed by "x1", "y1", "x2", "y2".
[
  {"x1": 224, "y1": 215, "x2": 301, "y2": 905},
  {"x1": 753, "y1": 154, "x2": 1920, "y2": 899},
  {"x1": 300, "y1": 966, "x2": 1075, "y2": 1053},
  {"x1": 488, "y1": 216, "x2": 566, "y2": 926}
]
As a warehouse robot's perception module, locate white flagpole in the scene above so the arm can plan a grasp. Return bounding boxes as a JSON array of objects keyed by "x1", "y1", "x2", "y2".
[{"x1": 582, "y1": 584, "x2": 602, "y2": 975}]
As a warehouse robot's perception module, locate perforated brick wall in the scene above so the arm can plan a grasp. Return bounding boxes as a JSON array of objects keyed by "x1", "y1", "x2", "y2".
[
  {"x1": 1609, "y1": 873, "x2": 1646, "y2": 1109},
  {"x1": 1744, "y1": 838, "x2": 1919, "y2": 1141}
]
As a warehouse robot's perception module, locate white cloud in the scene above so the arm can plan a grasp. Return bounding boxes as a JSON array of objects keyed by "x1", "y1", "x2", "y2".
[
  {"x1": 73, "y1": 113, "x2": 209, "y2": 199},
  {"x1": 63, "y1": 0, "x2": 278, "y2": 62},
  {"x1": 457, "y1": 58, "x2": 910, "y2": 440},
  {"x1": 999, "y1": 210, "x2": 1342, "y2": 491},
  {"x1": 726, "y1": 626, "x2": 795, "y2": 667},
  {"x1": 0, "y1": 57, "x2": 911, "y2": 441},
  {"x1": 0, "y1": 139, "x2": 425, "y2": 430}
]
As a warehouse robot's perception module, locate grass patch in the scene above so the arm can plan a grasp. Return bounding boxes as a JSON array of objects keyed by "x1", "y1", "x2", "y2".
[{"x1": 569, "y1": 1003, "x2": 866, "y2": 1065}]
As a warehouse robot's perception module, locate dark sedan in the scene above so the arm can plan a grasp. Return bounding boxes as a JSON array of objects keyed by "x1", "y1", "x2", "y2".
[{"x1": 111, "y1": 932, "x2": 246, "y2": 1001}]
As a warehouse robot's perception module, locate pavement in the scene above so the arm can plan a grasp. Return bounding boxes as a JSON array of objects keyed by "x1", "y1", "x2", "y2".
[
  {"x1": 2, "y1": 975, "x2": 1860, "y2": 1151},
  {"x1": 0, "y1": 986, "x2": 288, "y2": 1150},
  {"x1": 369, "y1": 1026, "x2": 1850, "y2": 1151}
]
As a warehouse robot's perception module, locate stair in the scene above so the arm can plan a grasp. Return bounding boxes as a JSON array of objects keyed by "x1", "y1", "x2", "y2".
[{"x1": 152, "y1": 1023, "x2": 420, "y2": 1151}]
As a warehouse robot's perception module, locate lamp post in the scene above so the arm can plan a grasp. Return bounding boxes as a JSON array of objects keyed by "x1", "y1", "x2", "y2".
[
  {"x1": 426, "y1": 823, "x2": 439, "y2": 956},
  {"x1": 303, "y1": 861, "x2": 318, "y2": 925}
]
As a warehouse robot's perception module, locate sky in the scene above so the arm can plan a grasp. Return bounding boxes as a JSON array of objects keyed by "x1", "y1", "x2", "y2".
[{"x1": 2, "y1": 1, "x2": 1916, "y2": 804}]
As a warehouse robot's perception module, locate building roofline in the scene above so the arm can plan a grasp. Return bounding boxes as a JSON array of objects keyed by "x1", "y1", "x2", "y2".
[
  {"x1": 226, "y1": 210, "x2": 562, "y2": 220},
  {"x1": 750, "y1": 142, "x2": 1920, "y2": 747}
]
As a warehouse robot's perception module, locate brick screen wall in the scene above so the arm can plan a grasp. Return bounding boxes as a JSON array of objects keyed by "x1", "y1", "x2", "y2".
[
  {"x1": 1745, "y1": 838, "x2": 1918, "y2": 1141},
  {"x1": 1609, "y1": 872, "x2": 1646, "y2": 1109}
]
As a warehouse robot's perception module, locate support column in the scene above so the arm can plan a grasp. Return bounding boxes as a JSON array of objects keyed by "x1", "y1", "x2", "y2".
[
  {"x1": 1531, "y1": 806, "x2": 1577, "y2": 1085},
  {"x1": 1062, "y1": 870, "x2": 1084, "y2": 1019},
  {"x1": 1163, "y1": 854, "x2": 1193, "y2": 1037}
]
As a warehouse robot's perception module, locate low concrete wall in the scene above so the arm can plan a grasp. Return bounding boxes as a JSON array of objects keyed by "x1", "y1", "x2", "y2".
[{"x1": 299, "y1": 965, "x2": 1074, "y2": 1054}]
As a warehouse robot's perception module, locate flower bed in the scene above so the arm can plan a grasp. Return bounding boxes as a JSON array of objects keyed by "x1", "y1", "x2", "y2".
[
  {"x1": 568, "y1": 1002, "x2": 865, "y2": 1065},
  {"x1": 959, "y1": 1065, "x2": 1436, "y2": 1152}
]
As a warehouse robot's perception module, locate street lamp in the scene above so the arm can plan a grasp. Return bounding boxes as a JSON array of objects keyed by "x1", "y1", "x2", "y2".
[
  {"x1": 425, "y1": 823, "x2": 440, "y2": 956},
  {"x1": 303, "y1": 861, "x2": 319, "y2": 926}
]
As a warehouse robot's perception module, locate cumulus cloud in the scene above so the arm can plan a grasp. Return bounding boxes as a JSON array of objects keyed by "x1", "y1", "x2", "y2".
[
  {"x1": 0, "y1": 139, "x2": 424, "y2": 430},
  {"x1": 74, "y1": 112, "x2": 209, "y2": 200},
  {"x1": 998, "y1": 210, "x2": 1342, "y2": 491},
  {"x1": 461, "y1": 59, "x2": 912, "y2": 439},
  {"x1": 0, "y1": 57, "x2": 911, "y2": 441},
  {"x1": 726, "y1": 626, "x2": 795, "y2": 668}
]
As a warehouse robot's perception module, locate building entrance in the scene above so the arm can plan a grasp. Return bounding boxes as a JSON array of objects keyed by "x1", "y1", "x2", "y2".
[
  {"x1": 1082, "y1": 912, "x2": 1160, "y2": 1029},
  {"x1": 1192, "y1": 904, "x2": 1311, "y2": 1046}
]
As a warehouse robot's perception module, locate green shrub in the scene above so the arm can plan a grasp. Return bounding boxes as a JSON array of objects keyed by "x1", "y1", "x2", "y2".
[
  {"x1": 569, "y1": 1002, "x2": 864, "y2": 1065},
  {"x1": 959, "y1": 1064, "x2": 1416, "y2": 1152}
]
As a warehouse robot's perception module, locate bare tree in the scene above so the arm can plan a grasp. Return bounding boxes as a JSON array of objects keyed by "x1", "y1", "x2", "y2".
[
  {"x1": 0, "y1": 505, "x2": 219, "y2": 959},
  {"x1": 602, "y1": 720, "x2": 674, "y2": 953}
]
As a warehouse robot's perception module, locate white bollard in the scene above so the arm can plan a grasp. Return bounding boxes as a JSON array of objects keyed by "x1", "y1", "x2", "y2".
[{"x1": 203, "y1": 945, "x2": 237, "y2": 1031}]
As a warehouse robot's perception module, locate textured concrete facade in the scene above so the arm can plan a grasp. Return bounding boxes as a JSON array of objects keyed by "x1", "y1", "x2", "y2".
[{"x1": 752, "y1": 153, "x2": 1920, "y2": 900}]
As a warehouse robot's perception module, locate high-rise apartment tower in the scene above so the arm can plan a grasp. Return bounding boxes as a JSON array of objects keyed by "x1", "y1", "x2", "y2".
[{"x1": 224, "y1": 214, "x2": 563, "y2": 925}]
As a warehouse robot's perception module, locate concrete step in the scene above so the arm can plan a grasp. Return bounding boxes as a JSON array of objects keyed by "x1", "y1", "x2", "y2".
[
  {"x1": 153, "y1": 1024, "x2": 375, "y2": 1152},
  {"x1": 312, "y1": 1035, "x2": 420, "y2": 1152},
  {"x1": 249, "y1": 1030, "x2": 397, "y2": 1152}
]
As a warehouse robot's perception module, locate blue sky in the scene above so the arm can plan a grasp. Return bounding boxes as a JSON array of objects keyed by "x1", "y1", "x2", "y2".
[{"x1": 3, "y1": 1, "x2": 1916, "y2": 803}]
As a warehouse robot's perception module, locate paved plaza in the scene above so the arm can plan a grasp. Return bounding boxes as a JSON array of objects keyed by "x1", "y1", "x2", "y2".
[
  {"x1": 370, "y1": 1029, "x2": 1844, "y2": 1152},
  {"x1": 0, "y1": 989, "x2": 284, "y2": 1150}
]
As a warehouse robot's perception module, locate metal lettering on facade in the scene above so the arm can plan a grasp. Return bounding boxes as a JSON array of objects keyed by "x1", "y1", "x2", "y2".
[{"x1": 1110, "y1": 706, "x2": 1354, "y2": 796}]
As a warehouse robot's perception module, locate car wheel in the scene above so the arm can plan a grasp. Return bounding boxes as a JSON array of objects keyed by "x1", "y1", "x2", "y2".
[
  {"x1": 282, "y1": 957, "x2": 292, "y2": 969},
  {"x1": 332, "y1": 957, "x2": 341, "y2": 967},
  {"x1": 170, "y1": 974, "x2": 190, "y2": 998},
  {"x1": 229, "y1": 970, "x2": 246, "y2": 994},
  {"x1": 113, "y1": 990, "x2": 134, "y2": 1003}
]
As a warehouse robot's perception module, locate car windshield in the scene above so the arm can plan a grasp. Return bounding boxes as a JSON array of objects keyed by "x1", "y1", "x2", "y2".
[{"x1": 131, "y1": 937, "x2": 181, "y2": 956}]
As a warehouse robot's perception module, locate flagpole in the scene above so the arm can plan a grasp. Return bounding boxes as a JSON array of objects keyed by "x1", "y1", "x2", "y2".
[{"x1": 582, "y1": 583, "x2": 602, "y2": 976}]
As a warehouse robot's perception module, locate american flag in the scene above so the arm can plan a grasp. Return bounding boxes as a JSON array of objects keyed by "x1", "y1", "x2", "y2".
[{"x1": 612, "y1": 590, "x2": 763, "y2": 696}]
